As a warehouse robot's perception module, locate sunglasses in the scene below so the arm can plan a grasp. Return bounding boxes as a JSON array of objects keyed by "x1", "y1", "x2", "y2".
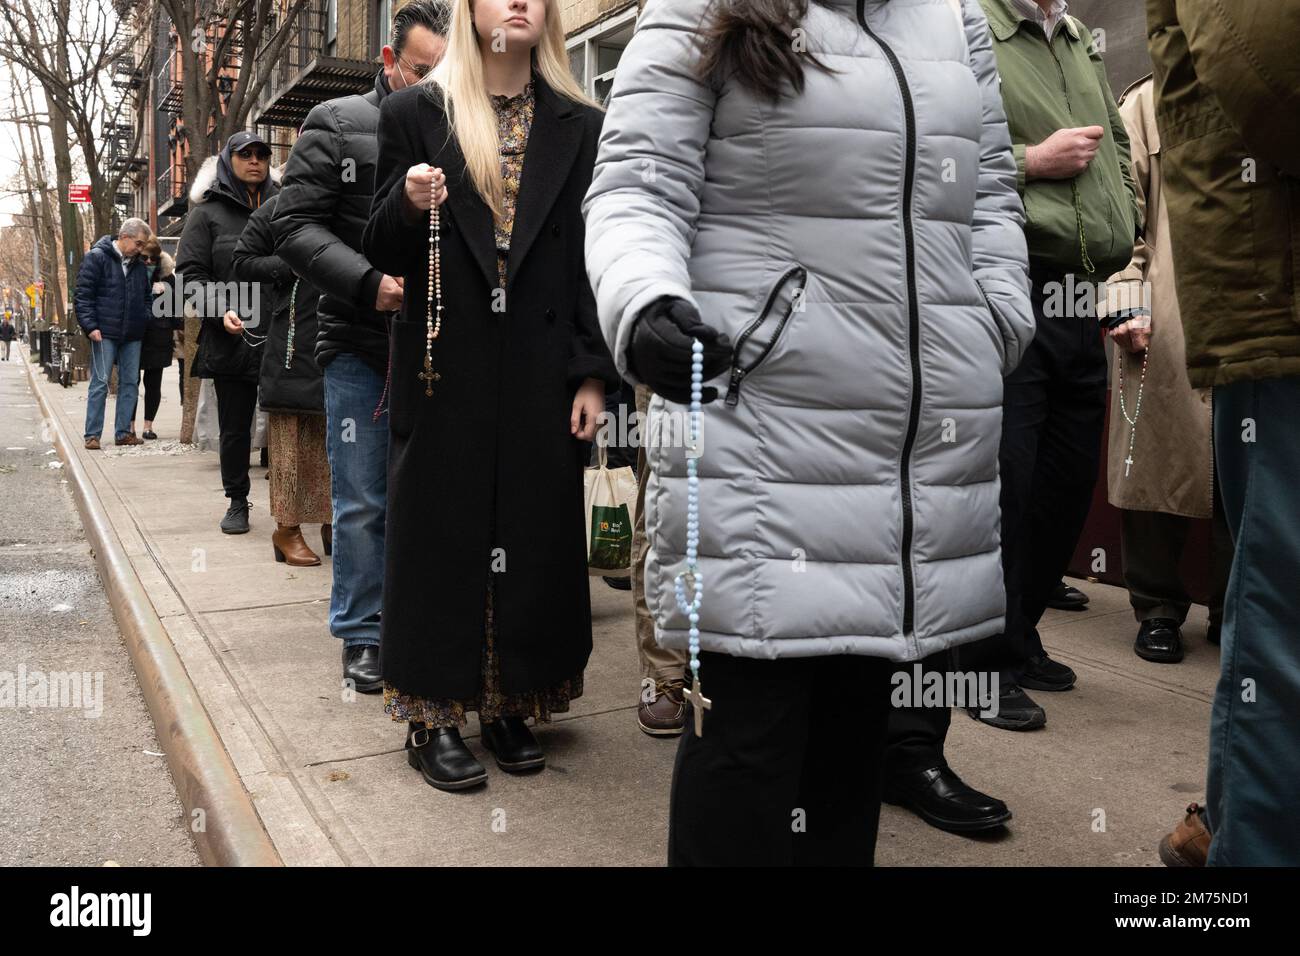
[
  {"x1": 399, "y1": 54, "x2": 432, "y2": 79},
  {"x1": 235, "y1": 146, "x2": 272, "y2": 160}
]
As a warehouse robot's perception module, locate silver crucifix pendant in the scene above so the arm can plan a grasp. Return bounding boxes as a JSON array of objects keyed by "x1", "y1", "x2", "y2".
[
  {"x1": 1124, "y1": 454, "x2": 1134, "y2": 477},
  {"x1": 682, "y1": 677, "x2": 712, "y2": 737}
]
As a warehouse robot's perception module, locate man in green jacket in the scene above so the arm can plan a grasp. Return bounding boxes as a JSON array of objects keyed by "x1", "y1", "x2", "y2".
[
  {"x1": 962, "y1": 0, "x2": 1138, "y2": 729},
  {"x1": 1147, "y1": 0, "x2": 1300, "y2": 867}
]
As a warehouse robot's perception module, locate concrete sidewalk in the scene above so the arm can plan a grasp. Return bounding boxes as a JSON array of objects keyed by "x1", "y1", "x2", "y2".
[{"x1": 34, "y1": 358, "x2": 1217, "y2": 866}]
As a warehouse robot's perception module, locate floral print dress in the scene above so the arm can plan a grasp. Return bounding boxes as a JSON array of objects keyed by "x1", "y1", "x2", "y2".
[{"x1": 384, "y1": 80, "x2": 585, "y2": 729}]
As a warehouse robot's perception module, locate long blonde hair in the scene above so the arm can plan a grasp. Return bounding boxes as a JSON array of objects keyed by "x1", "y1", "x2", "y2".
[{"x1": 422, "y1": 0, "x2": 600, "y2": 220}]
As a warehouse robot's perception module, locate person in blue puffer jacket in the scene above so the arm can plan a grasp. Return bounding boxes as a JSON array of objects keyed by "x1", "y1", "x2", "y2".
[{"x1": 74, "y1": 218, "x2": 153, "y2": 449}]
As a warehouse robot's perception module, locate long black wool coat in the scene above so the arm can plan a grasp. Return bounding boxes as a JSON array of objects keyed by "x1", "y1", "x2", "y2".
[{"x1": 363, "y1": 75, "x2": 618, "y2": 700}]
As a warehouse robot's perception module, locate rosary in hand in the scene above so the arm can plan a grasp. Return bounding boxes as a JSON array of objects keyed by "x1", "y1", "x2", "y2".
[
  {"x1": 676, "y1": 340, "x2": 711, "y2": 736},
  {"x1": 418, "y1": 167, "x2": 711, "y2": 736},
  {"x1": 421, "y1": 168, "x2": 446, "y2": 397}
]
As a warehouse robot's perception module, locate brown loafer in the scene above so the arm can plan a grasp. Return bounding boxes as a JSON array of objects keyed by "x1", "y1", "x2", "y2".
[
  {"x1": 1158, "y1": 802, "x2": 1211, "y2": 866},
  {"x1": 115, "y1": 433, "x2": 143, "y2": 446},
  {"x1": 637, "y1": 678, "x2": 686, "y2": 737},
  {"x1": 272, "y1": 524, "x2": 321, "y2": 567},
  {"x1": 84, "y1": 437, "x2": 101, "y2": 450}
]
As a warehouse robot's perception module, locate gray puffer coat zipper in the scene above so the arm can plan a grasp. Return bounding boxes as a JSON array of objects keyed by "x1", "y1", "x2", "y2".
[{"x1": 583, "y1": 0, "x2": 1036, "y2": 662}]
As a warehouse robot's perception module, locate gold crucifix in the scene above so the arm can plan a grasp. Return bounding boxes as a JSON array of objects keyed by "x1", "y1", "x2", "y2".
[
  {"x1": 682, "y1": 677, "x2": 712, "y2": 737},
  {"x1": 419, "y1": 355, "x2": 441, "y2": 397}
]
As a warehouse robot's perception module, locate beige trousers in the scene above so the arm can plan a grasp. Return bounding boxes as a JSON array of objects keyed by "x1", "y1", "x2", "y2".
[{"x1": 633, "y1": 385, "x2": 689, "y2": 683}]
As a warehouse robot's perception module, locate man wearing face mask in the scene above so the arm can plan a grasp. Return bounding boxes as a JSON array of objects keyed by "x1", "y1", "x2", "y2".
[
  {"x1": 178, "y1": 131, "x2": 280, "y2": 534},
  {"x1": 272, "y1": 0, "x2": 450, "y2": 692},
  {"x1": 75, "y1": 217, "x2": 153, "y2": 449}
]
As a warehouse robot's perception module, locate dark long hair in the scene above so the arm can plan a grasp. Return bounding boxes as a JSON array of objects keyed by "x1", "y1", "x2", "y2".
[{"x1": 696, "y1": 0, "x2": 838, "y2": 101}]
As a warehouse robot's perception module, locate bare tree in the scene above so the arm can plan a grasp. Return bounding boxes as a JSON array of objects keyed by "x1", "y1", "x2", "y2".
[
  {"x1": 157, "y1": 0, "x2": 312, "y2": 184},
  {"x1": 3, "y1": 71, "x2": 70, "y2": 324},
  {"x1": 0, "y1": 0, "x2": 155, "y2": 298}
]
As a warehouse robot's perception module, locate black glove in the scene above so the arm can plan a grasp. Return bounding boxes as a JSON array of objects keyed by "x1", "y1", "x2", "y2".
[{"x1": 626, "y1": 296, "x2": 732, "y2": 404}]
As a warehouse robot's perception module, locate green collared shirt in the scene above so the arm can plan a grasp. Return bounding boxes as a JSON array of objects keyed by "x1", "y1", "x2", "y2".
[{"x1": 979, "y1": 0, "x2": 1139, "y2": 276}]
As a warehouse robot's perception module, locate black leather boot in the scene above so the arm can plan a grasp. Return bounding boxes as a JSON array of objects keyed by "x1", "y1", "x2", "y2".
[
  {"x1": 884, "y1": 765, "x2": 1012, "y2": 834},
  {"x1": 480, "y1": 716, "x2": 546, "y2": 772},
  {"x1": 406, "y1": 724, "x2": 487, "y2": 791},
  {"x1": 342, "y1": 645, "x2": 382, "y2": 693}
]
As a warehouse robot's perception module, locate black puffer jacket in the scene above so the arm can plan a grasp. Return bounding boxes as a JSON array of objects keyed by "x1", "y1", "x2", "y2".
[
  {"x1": 271, "y1": 70, "x2": 392, "y2": 374},
  {"x1": 177, "y1": 142, "x2": 280, "y2": 382},
  {"x1": 234, "y1": 195, "x2": 324, "y2": 414},
  {"x1": 272, "y1": 72, "x2": 393, "y2": 376}
]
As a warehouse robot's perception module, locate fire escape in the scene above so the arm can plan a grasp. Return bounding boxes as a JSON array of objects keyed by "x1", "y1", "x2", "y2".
[
  {"x1": 252, "y1": 0, "x2": 374, "y2": 131},
  {"x1": 155, "y1": 17, "x2": 246, "y2": 222},
  {"x1": 108, "y1": 52, "x2": 148, "y2": 232}
]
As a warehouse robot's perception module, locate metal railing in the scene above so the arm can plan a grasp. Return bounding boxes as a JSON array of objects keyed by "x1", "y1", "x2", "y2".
[
  {"x1": 256, "y1": 0, "x2": 328, "y2": 106},
  {"x1": 157, "y1": 163, "x2": 185, "y2": 210}
]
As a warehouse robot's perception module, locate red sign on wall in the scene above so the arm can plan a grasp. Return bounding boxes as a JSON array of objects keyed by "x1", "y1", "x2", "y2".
[{"x1": 68, "y1": 184, "x2": 92, "y2": 204}]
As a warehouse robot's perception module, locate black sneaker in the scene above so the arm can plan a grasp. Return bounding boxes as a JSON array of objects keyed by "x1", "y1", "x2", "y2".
[
  {"x1": 969, "y1": 683, "x2": 1046, "y2": 731},
  {"x1": 1018, "y1": 651, "x2": 1076, "y2": 691},
  {"x1": 220, "y1": 498, "x2": 251, "y2": 535},
  {"x1": 1135, "y1": 618, "x2": 1184, "y2": 663}
]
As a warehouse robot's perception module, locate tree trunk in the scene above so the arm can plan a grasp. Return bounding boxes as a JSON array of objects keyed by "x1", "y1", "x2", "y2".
[{"x1": 180, "y1": 316, "x2": 200, "y2": 443}]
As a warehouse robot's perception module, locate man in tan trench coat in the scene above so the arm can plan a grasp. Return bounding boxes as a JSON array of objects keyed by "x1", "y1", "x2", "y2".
[{"x1": 1101, "y1": 76, "x2": 1231, "y2": 666}]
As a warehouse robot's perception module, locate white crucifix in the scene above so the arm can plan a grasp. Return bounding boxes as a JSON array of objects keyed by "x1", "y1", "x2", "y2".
[
  {"x1": 1124, "y1": 455, "x2": 1134, "y2": 477},
  {"x1": 682, "y1": 677, "x2": 712, "y2": 737}
]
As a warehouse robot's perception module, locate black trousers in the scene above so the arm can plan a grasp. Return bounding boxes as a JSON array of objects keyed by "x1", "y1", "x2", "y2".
[
  {"x1": 177, "y1": 359, "x2": 185, "y2": 403},
  {"x1": 213, "y1": 376, "x2": 258, "y2": 500},
  {"x1": 132, "y1": 367, "x2": 164, "y2": 423},
  {"x1": 667, "y1": 650, "x2": 893, "y2": 866},
  {"x1": 884, "y1": 651, "x2": 953, "y2": 778},
  {"x1": 1121, "y1": 491, "x2": 1232, "y2": 625},
  {"x1": 961, "y1": 271, "x2": 1107, "y2": 681}
]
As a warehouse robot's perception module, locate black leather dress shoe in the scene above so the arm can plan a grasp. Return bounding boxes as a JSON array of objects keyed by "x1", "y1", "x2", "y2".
[
  {"x1": 884, "y1": 766, "x2": 1012, "y2": 834},
  {"x1": 1135, "y1": 618, "x2": 1184, "y2": 663},
  {"x1": 969, "y1": 683, "x2": 1046, "y2": 731},
  {"x1": 342, "y1": 645, "x2": 382, "y2": 693},
  {"x1": 1018, "y1": 651, "x2": 1076, "y2": 691},
  {"x1": 1046, "y1": 581, "x2": 1089, "y2": 610},
  {"x1": 480, "y1": 716, "x2": 546, "y2": 772},
  {"x1": 406, "y1": 724, "x2": 487, "y2": 791}
]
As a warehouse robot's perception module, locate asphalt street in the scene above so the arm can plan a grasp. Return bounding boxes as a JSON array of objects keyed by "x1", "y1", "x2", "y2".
[{"x1": 0, "y1": 350, "x2": 198, "y2": 866}]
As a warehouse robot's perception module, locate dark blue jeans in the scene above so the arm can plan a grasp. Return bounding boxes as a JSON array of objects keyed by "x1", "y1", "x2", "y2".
[
  {"x1": 323, "y1": 355, "x2": 387, "y2": 648},
  {"x1": 1206, "y1": 375, "x2": 1300, "y2": 865}
]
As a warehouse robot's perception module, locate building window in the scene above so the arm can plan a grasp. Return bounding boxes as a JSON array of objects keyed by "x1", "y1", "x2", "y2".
[
  {"x1": 372, "y1": 0, "x2": 395, "y2": 59},
  {"x1": 566, "y1": 6, "x2": 637, "y2": 105}
]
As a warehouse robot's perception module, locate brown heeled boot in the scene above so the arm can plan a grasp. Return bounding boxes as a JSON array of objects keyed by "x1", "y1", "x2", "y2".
[{"x1": 272, "y1": 524, "x2": 321, "y2": 567}]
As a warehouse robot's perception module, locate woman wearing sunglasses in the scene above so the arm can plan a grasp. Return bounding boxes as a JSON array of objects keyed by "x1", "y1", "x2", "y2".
[
  {"x1": 177, "y1": 131, "x2": 280, "y2": 535},
  {"x1": 131, "y1": 237, "x2": 181, "y2": 439}
]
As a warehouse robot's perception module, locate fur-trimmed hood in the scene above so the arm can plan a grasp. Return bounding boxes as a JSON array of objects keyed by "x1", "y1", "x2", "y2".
[
  {"x1": 188, "y1": 154, "x2": 282, "y2": 208},
  {"x1": 155, "y1": 250, "x2": 175, "y2": 279}
]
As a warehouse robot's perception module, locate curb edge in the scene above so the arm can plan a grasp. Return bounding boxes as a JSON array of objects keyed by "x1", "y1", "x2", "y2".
[{"x1": 23, "y1": 349, "x2": 283, "y2": 868}]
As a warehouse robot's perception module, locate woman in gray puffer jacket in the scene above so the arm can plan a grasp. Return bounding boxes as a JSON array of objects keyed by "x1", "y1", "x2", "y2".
[{"x1": 583, "y1": 0, "x2": 1034, "y2": 865}]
